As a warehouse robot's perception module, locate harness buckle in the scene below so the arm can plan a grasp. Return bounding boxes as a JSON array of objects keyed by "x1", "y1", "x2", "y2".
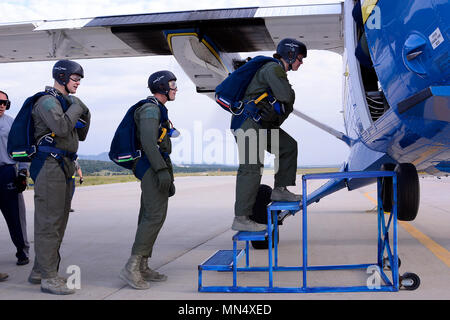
[
  {"x1": 44, "y1": 135, "x2": 54, "y2": 144},
  {"x1": 268, "y1": 96, "x2": 277, "y2": 105},
  {"x1": 230, "y1": 101, "x2": 244, "y2": 116},
  {"x1": 135, "y1": 149, "x2": 142, "y2": 159}
]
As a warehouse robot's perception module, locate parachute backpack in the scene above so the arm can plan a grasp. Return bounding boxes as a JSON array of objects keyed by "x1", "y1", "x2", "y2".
[
  {"x1": 215, "y1": 56, "x2": 286, "y2": 130},
  {"x1": 7, "y1": 91, "x2": 67, "y2": 162},
  {"x1": 215, "y1": 56, "x2": 279, "y2": 115},
  {"x1": 109, "y1": 97, "x2": 176, "y2": 173},
  {"x1": 108, "y1": 100, "x2": 149, "y2": 170}
]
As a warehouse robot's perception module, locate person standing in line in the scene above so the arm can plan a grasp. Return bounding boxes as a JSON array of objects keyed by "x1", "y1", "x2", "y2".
[
  {"x1": 0, "y1": 90, "x2": 30, "y2": 266},
  {"x1": 119, "y1": 71, "x2": 178, "y2": 290},
  {"x1": 27, "y1": 60, "x2": 91, "y2": 295}
]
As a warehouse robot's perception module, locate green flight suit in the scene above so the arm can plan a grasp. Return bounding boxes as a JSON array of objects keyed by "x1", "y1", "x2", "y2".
[
  {"x1": 233, "y1": 61, "x2": 297, "y2": 217},
  {"x1": 131, "y1": 97, "x2": 173, "y2": 258},
  {"x1": 31, "y1": 87, "x2": 90, "y2": 279}
]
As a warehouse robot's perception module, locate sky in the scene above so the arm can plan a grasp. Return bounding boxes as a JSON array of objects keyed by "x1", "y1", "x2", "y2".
[{"x1": 0, "y1": 0, "x2": 349, "y2": 166}]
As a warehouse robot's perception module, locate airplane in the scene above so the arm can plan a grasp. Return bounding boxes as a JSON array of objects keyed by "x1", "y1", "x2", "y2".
[{"x1": 0, "y1": 0, "x2": 448, "y2": 224}]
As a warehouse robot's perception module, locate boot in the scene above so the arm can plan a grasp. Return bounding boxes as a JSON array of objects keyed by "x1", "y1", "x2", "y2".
[
  {"x1": 41, "y1": 277, "x2": 75, "y2": 295},
  {"x1": 119, "y1": 255, "x2": 150, "y2": 290},
  {"x1": 28, "y1": 269, "x2": 42, "y2": 284},
  {"x1": 232, "y1": 216, "x2": 266, "y2": 232},
  {"x1": 140, "y1": 257, "x2": 167, "y2": 282},
  {"x1": 270, "y1": 187, "x2": 301, "y2": 202},
  {"x1": 0, "y1": 273, "x2": 8, "y2": 282},
  {"x1": 28, "y1": 269, "x2": 68, "y2": 285}
]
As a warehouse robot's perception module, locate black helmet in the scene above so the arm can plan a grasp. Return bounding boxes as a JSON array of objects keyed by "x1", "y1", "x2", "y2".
[
  {"x1": 276, "y1": 38, "x2": 307, "y2": 65},
  {"x1": 52, "y1": 60, "x2": 84, "y2": 86},
  {"x1": 148, "y1": 71, "x2": 177, "y2": 97}
]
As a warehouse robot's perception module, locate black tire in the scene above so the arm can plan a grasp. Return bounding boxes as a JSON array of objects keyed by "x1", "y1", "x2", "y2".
[
  {"x1": 251, "y1": 228, "x2": 279, "y2": 250},
  {"x1": 395, "y1": 163, "x2": 420, "y2": 221},
  {"x1": 400, "y1": 272, "x2": 421, "y2": 290},
  {"x1": 381, "y1": 163, "x2": 396, "y2": 212},
  {"x1": 383, "y1": 256, "x2": 402, "y2": 270}
]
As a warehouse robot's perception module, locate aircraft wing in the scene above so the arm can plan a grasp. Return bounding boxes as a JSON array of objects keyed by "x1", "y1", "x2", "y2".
[
  {"x1": 0, "y1": 3, "x2": 343, "y2": 94},
  {"x1": 0, "y1": 4, "x2": 343, "y2": 63}
]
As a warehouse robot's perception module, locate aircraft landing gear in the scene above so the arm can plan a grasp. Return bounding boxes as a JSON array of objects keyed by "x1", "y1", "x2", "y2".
[
  {"x1": 400, "y1": 272, "x2": 421, "y2": 290},
  {"x1": 380, "y1": 162, "x2": 420, "y2": 221}
]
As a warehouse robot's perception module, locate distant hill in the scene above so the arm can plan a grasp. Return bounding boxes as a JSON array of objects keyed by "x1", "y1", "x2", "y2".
[
  {"x1": 77, "y1": 158, "x2": 239, "y2": 176},
  {"x1": 78, "y1": 152, "x2": 110, "y2": 161},
  {"x1": 77, "y1": 153, "x2": 339, "y2": 176}
]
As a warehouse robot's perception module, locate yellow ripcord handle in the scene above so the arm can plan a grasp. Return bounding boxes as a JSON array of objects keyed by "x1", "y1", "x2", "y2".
[
  {"x1": 158, "y1": 128, "x2": 167, "y2": 143},
  {"x1": 254, "y1": 92, "x2": 268, "y2": 104}
]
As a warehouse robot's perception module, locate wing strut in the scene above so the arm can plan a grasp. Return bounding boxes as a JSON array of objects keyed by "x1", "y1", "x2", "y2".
[{"x1": 292, "y1": 109, "x2": 353, "y2": 146}]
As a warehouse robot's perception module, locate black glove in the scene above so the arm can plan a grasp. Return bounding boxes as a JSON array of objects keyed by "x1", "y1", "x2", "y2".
[
  {"x1": 168, "y1": 182, "x2": 176, "y2": 197},
  {"x1": 156, "y1": 169, "x2": 171, "y2": 193},
  {"x1": 14, "y1": 169, "x2": 28, "y2": 193},
  {"x1": 260, "y1": 104, "x2": 279, "y2": 122},
  {"x1": 79, "y1": 177, "x2": 84, "y2": 185}
]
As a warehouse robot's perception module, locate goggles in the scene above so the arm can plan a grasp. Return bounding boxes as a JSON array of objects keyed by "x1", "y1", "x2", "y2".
[
  {"x1": 0, "y1": 99, "x2": 11, "y2": 108},
  {"x1": 168, "y1": 80, "x2": 177, "y2": 90},
  {"x1": 69, "y1": 76, "x2": 82, "y2": 83}
]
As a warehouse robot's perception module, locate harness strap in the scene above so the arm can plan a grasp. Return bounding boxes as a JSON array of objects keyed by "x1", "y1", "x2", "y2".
[
  {"x1": 37, "y1": 146, "x2": 77, "y2": 161},
  {"x1": 230, "y1": 91, "x2": 285, "y2": 130}
]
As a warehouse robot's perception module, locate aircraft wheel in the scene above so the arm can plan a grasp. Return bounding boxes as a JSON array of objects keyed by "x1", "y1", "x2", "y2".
[
  {"x1": 395, "y1": 163, "x2": 420, "y2": 221},
  {"x1": 380, "y1": 163, "x2": 396, "y2": 212},
  {"x1": 251, "y1": 228, "x2": 279, "y2": 250},
  {"x1": 400, "y1": 272, "x2": 421, "y2": 290}
]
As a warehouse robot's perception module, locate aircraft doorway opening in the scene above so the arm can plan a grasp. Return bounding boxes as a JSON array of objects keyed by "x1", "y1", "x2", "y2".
[{"x1": 353, "y1": 0, "x2": 390, "y2": 123}]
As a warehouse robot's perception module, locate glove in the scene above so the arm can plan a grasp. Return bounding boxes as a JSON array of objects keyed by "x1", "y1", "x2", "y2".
[
  {"x1": 260, "y1": 104, "x2": 279, "y2": 122},
  {"x1": 79, "y1": 177, "x2": 84, "y2": 185},
  {"x1": 168, "y1": 182, "x2": 176, "y2": 197},
  {"x1": 156, "y1": 169, "x2": 171, "y2": 193},
  {"x1": 14, "y1": 169, "x2": 28, "y2": 193}
]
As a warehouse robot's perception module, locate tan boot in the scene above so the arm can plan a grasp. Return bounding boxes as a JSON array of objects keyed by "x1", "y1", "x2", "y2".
[
  {"x1": 140, "y1": 257, "x2": 167, "y2": 282},
  {"x1": 232, "y1": 216, "x2": 266, "y2": 232},
  {"x1": 119, "y1": 255, "x2": 150, "y2": 290},
  {"x1": 28, "y1": 269, "x2": 67, "y2": 285},
  {"x1": 0, "y1": 273, "x2": 8, "y2": 282},
  {"x1": 270, "y1": 187, "x2": 301, "y2": 202},
  {"x1": 28, "y1": 269, "x2": 41, "y2": 284},
  {"x1": 41, "y1": 277, "x2": 75, "y2": 295}
]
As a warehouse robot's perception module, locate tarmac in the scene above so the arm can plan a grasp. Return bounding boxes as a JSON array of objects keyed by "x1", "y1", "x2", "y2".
[{"x1": 0, "y1": 174, "x2": 449, "y2": 301}]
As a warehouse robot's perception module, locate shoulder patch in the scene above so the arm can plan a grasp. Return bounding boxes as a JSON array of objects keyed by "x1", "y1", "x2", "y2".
[
  {"x1": 140, "y1": 103, "x2": 160, "y2": 120},
  {"x1": 40, "y1": 95, "x2": 58, "y2": 111}
]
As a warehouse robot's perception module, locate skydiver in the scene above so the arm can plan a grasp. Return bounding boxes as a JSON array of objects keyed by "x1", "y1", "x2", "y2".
[
  {"x1": 232, "y1": 38, "x2": 306, "y2": 232},
  {"x1": 119, "y1": 71, "x2": 177, "y2": 290},
  {"x1": 27, "y1": 60, "x2": 91, "y2": 295}
]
